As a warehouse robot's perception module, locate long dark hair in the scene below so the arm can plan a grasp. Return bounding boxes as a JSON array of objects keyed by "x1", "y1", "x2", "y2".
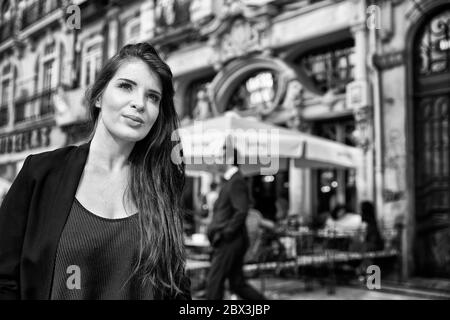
[{"x1": 85, "y1": 43, "x2": 186, "y2": 296}]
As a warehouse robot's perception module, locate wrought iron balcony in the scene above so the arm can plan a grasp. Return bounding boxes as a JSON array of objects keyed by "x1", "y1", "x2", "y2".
[
  {"x1": 21, "y1": 0, "x2": 63, "y2": 30},
  {"x1": 14, "y1": 88, "x2": 56, "y2": 124},
  {"x1": 0, "y1": 20, "x2": 13, "y2": 43}
]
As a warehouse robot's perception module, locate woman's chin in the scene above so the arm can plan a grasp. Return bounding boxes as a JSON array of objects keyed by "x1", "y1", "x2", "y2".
[{"x1": 113, "y1": 129, "x2": 149, "y2": 143}]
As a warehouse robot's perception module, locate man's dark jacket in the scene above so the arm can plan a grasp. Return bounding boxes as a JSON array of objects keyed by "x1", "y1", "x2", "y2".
[
  {"x1": 207, "y1": 170, "x2": 249, "y2": 246},
  {"x1": 0, "y1": 141, "x2": 190, "y2": 300}
]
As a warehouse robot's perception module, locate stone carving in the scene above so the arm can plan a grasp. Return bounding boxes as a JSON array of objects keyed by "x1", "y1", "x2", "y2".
[
  {"x1": 192, "y1": 87, "x2": 212, "y2": 120},
  {"x1": 189, "y1": 0, "x2": 214, "y2": 25},
  {"x1": 281, "y1": 79, "x2": 302, "y2": 111},
  {"x1": 383, "y1": 129, "x2": 405, "y2": 202},
  {"x1": 219, "y1": 18, "x2": 262, "y2": 63},
  {"x1": 155, "y1": 0, "x2": 176, "y2": 27},
  {"x1": 352, "y1": 106, "x2": 372, "y2": 151},
  {"x1": 282, "y1": 80, "x2": 303, "y2": 129}
]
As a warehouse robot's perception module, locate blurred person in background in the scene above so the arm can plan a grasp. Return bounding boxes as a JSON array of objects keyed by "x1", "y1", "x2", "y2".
[
  {"x1": 360, "y1": 201, "x2": 384, "y2": 251},
  {"x1": 198, "y1": 181, "x2": 220, "y2": 234},
  {"x1": 324, "y1": 203, "x2": 365, "y2": 234},
  {"x1": 206, "y1": 149, "x2": 266, "y2": 300},
  {"x1": 245, "y1": 205, "x2": 276, "y2": 264}
]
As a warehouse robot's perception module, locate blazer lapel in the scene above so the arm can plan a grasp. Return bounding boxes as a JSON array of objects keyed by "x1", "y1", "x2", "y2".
[{"x1": 40, "y1": 141, "x2": 91, "y2": 299}]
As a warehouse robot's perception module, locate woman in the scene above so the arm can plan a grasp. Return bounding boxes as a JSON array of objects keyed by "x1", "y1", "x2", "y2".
[{"x1": 0, "y1": 43, "x2": 190, "y2": 300}]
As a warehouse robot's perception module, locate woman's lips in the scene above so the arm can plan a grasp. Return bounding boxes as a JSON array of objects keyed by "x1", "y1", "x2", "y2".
[{"x1": 123, "y1": 114, "x2": 144, "y2": 125}]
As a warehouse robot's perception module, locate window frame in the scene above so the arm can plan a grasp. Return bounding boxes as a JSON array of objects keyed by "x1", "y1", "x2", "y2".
[
  {"x1": 81, "y1": 35, "x2": 103, "y2": 88},
  {"x1": 0, "y1": 61, "x2": 13, "y2": 127},
  {"x1": 39, "y1": 40, "x2": 58, "y2": 92},
  {"x1": 124, "y1": 17, "x2": 141, "y2": 45}
]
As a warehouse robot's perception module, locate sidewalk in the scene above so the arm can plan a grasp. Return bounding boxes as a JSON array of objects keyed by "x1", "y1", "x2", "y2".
[{"x1": 246, "y1": 277, "x2": 435, "y2": 300}]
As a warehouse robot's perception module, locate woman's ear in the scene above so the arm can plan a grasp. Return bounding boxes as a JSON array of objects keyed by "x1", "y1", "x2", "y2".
[{"x1": 95, "y1": 98, "x2": 101, "y2": 108}]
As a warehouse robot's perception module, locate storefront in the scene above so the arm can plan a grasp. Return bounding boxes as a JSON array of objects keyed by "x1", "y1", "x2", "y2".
[{"x1": 160, "y1": 0, "x2": 369, "y2": 234}]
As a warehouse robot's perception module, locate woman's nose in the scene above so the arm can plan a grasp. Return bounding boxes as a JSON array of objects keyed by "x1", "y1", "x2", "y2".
[{"x1": 131, "y1": 93, "x2": 145, "y2": 111}]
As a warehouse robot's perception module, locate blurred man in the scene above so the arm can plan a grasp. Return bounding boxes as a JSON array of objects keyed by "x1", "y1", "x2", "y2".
[{"x1": 206, "y1": 149, "x2": 266, "y2": 300}]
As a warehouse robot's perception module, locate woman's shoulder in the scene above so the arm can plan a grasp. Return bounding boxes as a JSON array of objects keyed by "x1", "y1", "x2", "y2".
[{"x1": 25, "y1": 144, "x2": 80, "y2": 174}]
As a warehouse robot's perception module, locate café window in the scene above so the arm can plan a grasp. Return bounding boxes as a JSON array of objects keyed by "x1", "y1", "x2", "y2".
[
  {"x1": 227, "y1": 71, "x2": 277, "y2": 114},
  {"x1": 314, "y1": 117, "x2": 357, "y2": 215},
  {"x1": 295, "y1": 39, "x2": 355, "y2": 94}
]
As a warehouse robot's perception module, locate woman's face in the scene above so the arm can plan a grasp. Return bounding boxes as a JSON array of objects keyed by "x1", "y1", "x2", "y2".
[{"x1": 96, "y1": 59, "x2": 162, "y2": 142}]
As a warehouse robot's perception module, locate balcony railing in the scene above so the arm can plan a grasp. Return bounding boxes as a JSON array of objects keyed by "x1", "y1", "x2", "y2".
[
  {"x1": 0, "y1": 105, "x2": 9, "y2": 127},
  {"x1": 14, "y1": 88, "x2": 56, "y2": 124},
  {"x1": 0, "y1": 20, "x2": 13, "y2": 43},
  {"x1": 21, "y1": 0, "x2": 63, "y2": 30}
]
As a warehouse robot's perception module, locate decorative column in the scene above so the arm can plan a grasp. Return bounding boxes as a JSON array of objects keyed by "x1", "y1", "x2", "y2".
[
  {"x1": 288, "y1": 109, "x2": 313, "y2": 224},
  {"x1": 350, "y1": 13, "x2": 375, "y2": 204},
  {"x1": 353, "y1": 105, "x2": 374, "y2": 201}
]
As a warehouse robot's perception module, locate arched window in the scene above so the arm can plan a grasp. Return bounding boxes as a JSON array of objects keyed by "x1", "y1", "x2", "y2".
[
  {"x1": 416, "y1": 9, "x2": 450, "y2": 75},
  {"x1": 226, "y1": 71, "x2": 278, "y2": 115},
  {"x1": 412, "y1": 8, "x2": 450, "y2": 277},
  {"x1": 313, "y1": 117, "x2": 357, "y2": 214}
]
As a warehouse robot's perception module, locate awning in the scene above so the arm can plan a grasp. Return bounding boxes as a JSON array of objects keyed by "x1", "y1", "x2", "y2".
[{"x1": 177, "y1": 112, "x2": 363, "y2": 175}]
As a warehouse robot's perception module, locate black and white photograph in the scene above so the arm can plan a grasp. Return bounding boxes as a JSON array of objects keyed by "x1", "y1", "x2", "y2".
[{"x1": 0, "y1": 0, "x2": 449, "y2": 306}]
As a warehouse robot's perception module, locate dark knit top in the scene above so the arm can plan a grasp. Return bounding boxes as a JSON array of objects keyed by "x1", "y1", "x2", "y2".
[{"x1": 50, "y1": 198, "x2": 153, "y2": 300}]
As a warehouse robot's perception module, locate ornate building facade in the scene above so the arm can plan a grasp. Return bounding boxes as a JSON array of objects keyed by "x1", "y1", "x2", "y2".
[{"x1": 0, "y1": 0, "x2": 448, "y2": 279}]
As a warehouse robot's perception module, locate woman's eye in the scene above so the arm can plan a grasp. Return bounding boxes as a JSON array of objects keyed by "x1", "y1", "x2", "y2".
[
  {"x1": 147, "y1": 93, "x2": 160, "y2": 103},
  {"x1": 118, "y1": 83, "x2": 132, "y2": 91}
]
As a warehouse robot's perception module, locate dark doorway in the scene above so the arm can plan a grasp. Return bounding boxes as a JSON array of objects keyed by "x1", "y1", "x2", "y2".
[{"x1": 412, "y1": 7, "x2": 450, "y2": 277}]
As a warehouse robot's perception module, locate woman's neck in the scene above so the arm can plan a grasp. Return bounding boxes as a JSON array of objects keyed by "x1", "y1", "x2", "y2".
[{"x1": 88, "y1": 122, "x2": 135, "y2": 172}]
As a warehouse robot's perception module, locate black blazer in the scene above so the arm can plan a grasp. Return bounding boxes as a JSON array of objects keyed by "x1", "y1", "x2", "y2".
[
  {"x1": 206, "y1": 170, "x2": 249, "y2": 247},
  {"x1": 0, "y1": 141, "x2": 190, "y2": 300}
]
